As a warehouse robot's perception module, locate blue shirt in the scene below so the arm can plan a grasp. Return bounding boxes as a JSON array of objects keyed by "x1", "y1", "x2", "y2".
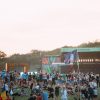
[
  {"x1": 22, "y1": 73, "x2": 28, "y2": 80},
  {"x1": 61, "y1": 89, "x2": 68, "y2": 100},
  {"x1": 42, "y1": 91, "x2": 48, "y2": 100}
]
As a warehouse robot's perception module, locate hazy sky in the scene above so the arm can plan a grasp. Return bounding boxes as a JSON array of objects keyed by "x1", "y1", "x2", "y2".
[{"x1": 0, "y1": 0, "x2": 100, "y2": 56}]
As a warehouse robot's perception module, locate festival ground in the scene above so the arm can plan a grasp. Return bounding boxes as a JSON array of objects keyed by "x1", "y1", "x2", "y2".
[
  {"x1": 0, "y1": 86, "x2": 100, "y2": 100},
  {"x1": 0, "y1": 70, "x2": 100, "y2": 100}
]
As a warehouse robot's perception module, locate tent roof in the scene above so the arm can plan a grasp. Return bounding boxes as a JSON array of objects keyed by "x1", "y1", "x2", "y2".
[{"x1": 61, "y1": 47, "x2": 100, "y2": 53}]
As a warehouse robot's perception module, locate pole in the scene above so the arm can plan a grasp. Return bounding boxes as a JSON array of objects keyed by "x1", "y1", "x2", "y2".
[
  {"x1": 24, "y1": 66, "x2": 27, "y2": 73},
  {"x1": 76, "y1": 49, "x2": 80, "y2": 73},
  {"x1": 5, "y1": 63, "x2": 8, "y2": 72},
  {"x1": 40, "y1": 52, "x2": 42, "y2": 72},
  {"x1": 77, "y1": 50, "x2": 81, "y2": 100}
]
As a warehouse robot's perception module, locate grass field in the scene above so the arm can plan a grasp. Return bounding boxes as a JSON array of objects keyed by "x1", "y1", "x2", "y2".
[{"x1": 12, "y1": 87, "x2": 100, "y2": 100}]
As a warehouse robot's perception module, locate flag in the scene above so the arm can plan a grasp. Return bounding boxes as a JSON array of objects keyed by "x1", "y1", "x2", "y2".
[{"x1": 64, "y1": 49, "x2": 79, "y2": 65}]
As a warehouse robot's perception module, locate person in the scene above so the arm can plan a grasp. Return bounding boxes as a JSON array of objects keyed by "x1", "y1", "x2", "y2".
[
  {"x1": 92, "y1": 79, "x2": 98, "y2": 99},
  {"x1": 48, "y1": 85, "x2": 54, "y2": 99},
  {"x1": 60, "y1": 85, "x2": 68, "y2": 100},
  {"x1": 55, "y1": 84, "x2": 60, "y2": 99},
  {"x1": 42, "y1": 91, "x2": 48, "y2": 100},
  {"x1": 80, "y1": 83, "x2": 87, "y2": 100},
  {"x1": 6, "y1": 93, "x2": 11, "y2": 100},
  {"x1": 4, "y1": 82, "x2": 9, "y2": 94},
  {"x1": 20, "y1": 88, "x2": 27, "y2": 96},
  {"x1": 36, "y1": 93, "x2": 42, "y2": 100},
  {"x1": 9, "y1": 88, "x2": 13, "y2": 96},
  {"x1": 52, "y1": 73, "x2": 55, "y2": 85},
  {"x1": 88, "y1": 85, "x2": 94, "y2": 100},
  {"x1": 30, "y1": 83, "x2": 33, "y2": 93},
  {"x1": 0, "y1": 94, "x2": 2, "y2": 100},
  {"x1": 96, "y1": 75, "x2": 99, "y2": 88}
]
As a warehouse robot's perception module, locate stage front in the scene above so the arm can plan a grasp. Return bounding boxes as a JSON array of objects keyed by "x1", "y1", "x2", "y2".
[{"x1": 61, "y1": 48, "x2": 100, "y2": 74}]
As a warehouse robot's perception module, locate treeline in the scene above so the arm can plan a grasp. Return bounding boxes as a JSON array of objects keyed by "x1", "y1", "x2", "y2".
[
  {"x1": 78, "y1": 41, "x2": 100, "y2": 47},
  {"x1": 0, "y1": 41, "x2": 100, "y2": 67}
]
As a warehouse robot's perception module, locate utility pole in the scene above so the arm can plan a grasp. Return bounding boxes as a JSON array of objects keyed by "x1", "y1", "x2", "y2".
[{"x1": 39, "y1": 51, "x2": 42, "y2": 72}]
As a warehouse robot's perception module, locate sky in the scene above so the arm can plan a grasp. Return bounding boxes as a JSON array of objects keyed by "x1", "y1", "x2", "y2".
[{"x1": 0, "y1": 0, "x2": 100, "y2": 56}]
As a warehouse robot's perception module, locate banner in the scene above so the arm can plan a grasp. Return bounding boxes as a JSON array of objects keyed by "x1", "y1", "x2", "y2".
[
  {"x1": 64, "y1": 50, "x2": 79, "y2": 65},
  {"x1": 42, "y1": 56, "x2": 61, "y2": 73}
]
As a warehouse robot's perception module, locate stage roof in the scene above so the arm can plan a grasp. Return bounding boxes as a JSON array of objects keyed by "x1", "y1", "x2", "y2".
[{"x1": 61, "y1": 47, "x2": 100, "y2": 53}]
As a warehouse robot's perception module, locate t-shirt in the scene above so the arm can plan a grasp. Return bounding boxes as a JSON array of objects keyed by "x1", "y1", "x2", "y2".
[
  {"x1": 61, "y1": 89, "x2": 68, "y2": 99},
  {"x1": 37, "y1": 96, "x2": 42, "y2": 100},
  {"x1": 42, "y1": 92, "x2": 48, "y2": 100},
  {"x1": 55, "y1": 86, "x2": 60, "y2": 96},
  {"x1": 5, "y1": 84, "x2": 9, "y2": 91},
  {"x1": 0, "y1": 96, "x2": 2, "y2": 100},
  {"x1": 93, "y1": 82, "x2": 97, "y2": 88},
  {"x1": 94, "y1": 89, "x2": 98, "y2": 96}
]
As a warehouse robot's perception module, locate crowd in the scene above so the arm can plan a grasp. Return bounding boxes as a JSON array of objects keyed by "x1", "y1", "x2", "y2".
[{"x1": 0, "y1": 70, "x2": 100, "y2": 100}]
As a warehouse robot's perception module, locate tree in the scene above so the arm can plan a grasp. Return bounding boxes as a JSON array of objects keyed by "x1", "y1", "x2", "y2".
[
  {"x1": 0, "y1": 51, "x2": 6, "y2": 59},
  {"x1": 0, "y1": 51, "x2": 6, "y2": 70}
]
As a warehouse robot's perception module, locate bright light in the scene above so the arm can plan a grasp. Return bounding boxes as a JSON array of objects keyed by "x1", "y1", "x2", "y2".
[
  {"x1": 20, "y1": 72, "x2": 24, "y2": 76},
  {"x1": 28, "y1": 72, "x2": 33, "y2": 75},
  {"x1": 34, "y1": 72, "x2": 37, "y2": 74}
]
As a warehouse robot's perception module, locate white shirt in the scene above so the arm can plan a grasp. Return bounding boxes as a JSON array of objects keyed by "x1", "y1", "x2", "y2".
[
  {"x1": 5, "y1": 84, "x2": 9, "y2": 91},
  {"x1": 61, "y1": 89, "x2": 68, "y2": 99},
  {"x1": 93, "y1": 82, "x2": 97, "y2": 88}
]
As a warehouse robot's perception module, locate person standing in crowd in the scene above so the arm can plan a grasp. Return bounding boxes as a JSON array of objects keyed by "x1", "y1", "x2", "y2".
[
  {"x1": 4, "y1": 82, "x2": 9, "y2": 94},
  {"x1": 48, "y1": 85, "x2": 54, "y2": 99},
  {"x1": 92, "y1": 79, "x2": 98, "y2": 100},
  {"x1": 42, "y1": 91, "x2": 48, "y2": 100},
  {"x1": 96, "y1": 74, "x2": 99, "y2": 88},
  {"x1": 6, "y1": 92, "x2": 11, "y2": 100},
  {"x1": 60, "y1": 85, "x2": 68, "y2": 100},
  {"x1": 88, "y1": 85, "x2": 94, "y2": 100},
  {"x1": 36, "y1": 93, "x2": 42, "y2": 100},
  {"x1": 55, "y1": 84, "x2": 60, "y2": 100},
  {"x1": 52, "y1": 73, "x2": 56, "y2": 85}
]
